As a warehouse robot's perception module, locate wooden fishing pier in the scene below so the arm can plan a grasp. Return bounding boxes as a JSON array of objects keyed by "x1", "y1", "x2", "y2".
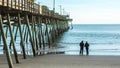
[{"x1": 0, "y1": 0, "x2": 72, "y2": 68}]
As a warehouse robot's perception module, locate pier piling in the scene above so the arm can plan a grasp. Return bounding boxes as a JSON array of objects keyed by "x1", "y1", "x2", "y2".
[
  {"x1": 7, "y1": 13, "x2": 19, "y2": 63},
  {"x1": 0, "y1": 14, "x2": 14, "y2": 68},
  {"x1": 25, "y1": 14, "x2": 36, "y2": 57},
  {"x1": 18, "y1": 13, "x2": 26, "y2": 59}
]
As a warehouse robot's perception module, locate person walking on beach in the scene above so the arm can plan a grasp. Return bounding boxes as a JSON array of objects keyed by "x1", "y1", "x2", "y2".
[
  {"x1": 79, "y1": 41, "x2": 84, "y2": 55},
  {"x1": 85, "y1": 41, "x2": 89, "y2": 55}
]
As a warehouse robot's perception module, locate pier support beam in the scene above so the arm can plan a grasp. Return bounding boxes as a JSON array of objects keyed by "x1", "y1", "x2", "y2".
[
  {"x1": 9, "y1": 25, "x2": 18, "y2": 52},
  {"x1": 50, "y1": 19, "x2": 56, "y2": 42},
  {"x1": 18, "y1": 13, "x2": 26, "y2": 59},
  {"x1": 0, "y1": 15, "x2": 14, "y2": 68},
  {"x1": 37, "y1": 17, "x2": 42, "y2": 54},
  {"x1": 0, "y1": 29, "x2": 1, "y2": 44},
  {"x1": 3, "y1": 26, "x2": 9, "y2": 50},
  {"x1": 7, "y1": 13, "x2": 19, "y2": 63},
  {"x1": 45, "y1": 18, "x2": 51, "y2": 48},
  {"x1": 31, "y1": 16, "x2": 39, "y2": 54},
  {"x1": 41, "y1": 18, "x2": 45, "y2": 50},
  {"x1": 25, "y1": 15, "x2": 36, "y2": 57},
  {"x1": 33, "y1": 16, "x2": 39, "y2": 53}
]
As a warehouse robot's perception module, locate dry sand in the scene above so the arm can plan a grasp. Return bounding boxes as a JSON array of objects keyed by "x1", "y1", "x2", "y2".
[{"x1": 1, "y1": 55, "x2": 120, "y2": 68}]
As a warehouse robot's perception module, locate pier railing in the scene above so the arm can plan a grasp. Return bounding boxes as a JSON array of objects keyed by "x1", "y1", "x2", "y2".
[
  {"x1": 0, "y1": 0, "x2": 41, "y2": 14},
  {"x1": 0, "y1": 0, "x2": 70, "y2": 20}
]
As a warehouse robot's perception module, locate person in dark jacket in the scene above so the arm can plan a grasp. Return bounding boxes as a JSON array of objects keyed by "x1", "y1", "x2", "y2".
[
  {"x1": 85, "y1": 41, "x2": 89, "y2": 55},
  {"x1": 79, "y1": 41, "x2": 84, "y2": 55}
]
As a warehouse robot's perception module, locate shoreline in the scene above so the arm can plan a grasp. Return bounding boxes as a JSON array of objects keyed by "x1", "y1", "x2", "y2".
[{"x1": 1, "y1": 54, "x2": 120, "y2": 68}]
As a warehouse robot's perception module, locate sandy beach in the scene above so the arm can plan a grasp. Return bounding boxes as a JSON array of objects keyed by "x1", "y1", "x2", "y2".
[{"x1": 1, "y1": 54, "x2": 120, "y2": 68}]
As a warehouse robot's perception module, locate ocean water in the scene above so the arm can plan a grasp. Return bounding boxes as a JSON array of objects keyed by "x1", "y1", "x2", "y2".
[
  {"x1": 57, "y1": 24, "x2": 120, "y2": 56},
  {"x1": 1, "y1": 24, "x2": 120, "y2": 56}
]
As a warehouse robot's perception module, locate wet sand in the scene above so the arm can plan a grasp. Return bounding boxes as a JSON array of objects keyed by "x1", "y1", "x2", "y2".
[{"x1": 1, "y1": 55, "x2": 120, "y2": 68}]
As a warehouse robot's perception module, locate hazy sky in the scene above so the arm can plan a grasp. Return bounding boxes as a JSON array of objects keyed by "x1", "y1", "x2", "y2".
[{"x1": 36, "y1": 0, "x2": 120, "y2": 24}]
